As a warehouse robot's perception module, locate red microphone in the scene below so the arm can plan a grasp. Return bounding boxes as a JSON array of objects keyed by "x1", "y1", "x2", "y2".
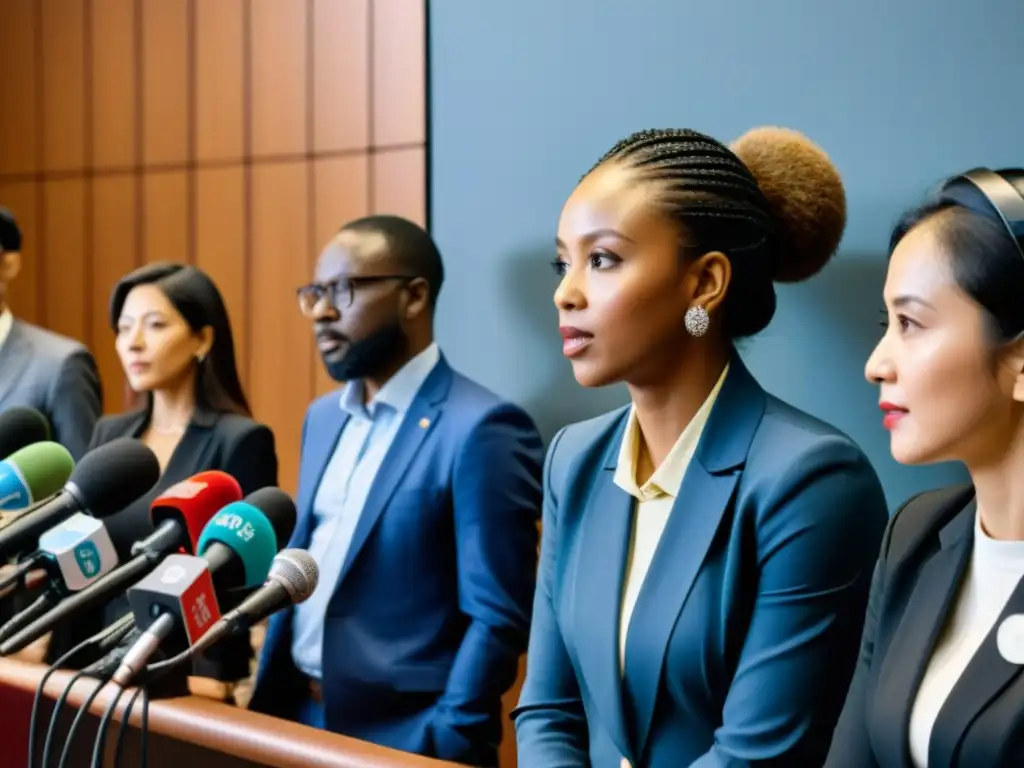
[
  {"x1": 0, "y1": 471, "x2": 243, "y2": 657},
  {"x1": 144, "y1": 470, "x2": 244, "y2": 556}
]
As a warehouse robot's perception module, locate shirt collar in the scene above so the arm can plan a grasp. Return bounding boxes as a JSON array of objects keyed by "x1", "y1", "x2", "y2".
[
  {"x1": 0, "y1": 308, "x2": 12, "y2": 352},
  {"x1": 614, "y1": 363, "x2": 730, "y2": 501},
  {"x1": 340, "y1": 342, "x2": 441, "y2": 420}
]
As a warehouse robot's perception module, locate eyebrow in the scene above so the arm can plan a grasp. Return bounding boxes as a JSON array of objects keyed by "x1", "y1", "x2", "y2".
[
  {"x1": 891, "y1": 295, "x2": 937, "y2": 311},
  {"x1": 555, "y1": 228, "x2": 636, "y2": 249}
]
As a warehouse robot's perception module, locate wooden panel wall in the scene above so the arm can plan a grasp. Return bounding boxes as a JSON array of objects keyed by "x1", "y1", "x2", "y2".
[{"x1": 0, "y1": 0, "x2": 427, "y2": 493}]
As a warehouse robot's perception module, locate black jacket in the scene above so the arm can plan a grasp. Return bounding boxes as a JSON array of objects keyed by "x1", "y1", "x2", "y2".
[{"x1": 826, "y1": 484, "x2": 1024, "y2": 768}]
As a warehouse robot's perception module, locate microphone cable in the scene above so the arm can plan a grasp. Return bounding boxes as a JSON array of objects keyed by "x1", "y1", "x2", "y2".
[
  {"x1": 28, "y1": 612, "x2": 134, "y2": 768},
  {"x1": 88, "y1": 682, "x2": 128, "y2": 768},
  {"x1": 111, "y1": 685, "x2": 149, "y2": 768},
  {"x1": 55, "y1": 670, "x2": 113, "y2": 768}
]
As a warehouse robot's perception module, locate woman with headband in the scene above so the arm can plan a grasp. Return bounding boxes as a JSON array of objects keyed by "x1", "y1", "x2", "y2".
[
  {"x1": 513, "y1": 127, "x2": 889, "y2": 767},
  {"x1": 826, "y1": 168, "x2": 1024, "y2": 768}
]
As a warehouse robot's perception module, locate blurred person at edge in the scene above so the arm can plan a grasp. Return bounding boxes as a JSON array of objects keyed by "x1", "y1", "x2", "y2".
[
  {"x1": 512, "y1": 127, "x2": 889, "y2": 768},
  {"x1": 0, "y1": 206, "x2": 102, "y2": 460},
  {"x1": 249, "y1": 215, "x2": 542, "y2": 767},
  {"x1": 826, "y1": 168, "x2": 1024, "y2": 768},
  {"x1": 45, "y1": 262, "x2": 278, "y2": 702}
]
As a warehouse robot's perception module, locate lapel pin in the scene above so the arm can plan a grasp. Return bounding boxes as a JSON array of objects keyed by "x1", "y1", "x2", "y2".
[
  {"x1": 996, "y1": 614, "x2": 1024, "y2": 665},
  {"x1": 418, "y1": 417, "x2": 431, "y2": 429}
]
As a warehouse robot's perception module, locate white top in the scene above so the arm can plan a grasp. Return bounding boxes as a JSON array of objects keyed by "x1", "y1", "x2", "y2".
[
  {"x1": 908, "y1": 512, "x2": 1024, "y2": 767},
  {"x1": 612, "y1": 365, "x2": 728, "y2": 670},
  {"x1": 0, "y1": 308, "x2": 12, "y2": 352}
]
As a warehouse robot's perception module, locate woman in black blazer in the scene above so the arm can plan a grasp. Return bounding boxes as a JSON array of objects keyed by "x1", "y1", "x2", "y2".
[
  {"x1": 46, "y1": 263, "x2": 278, "y2": 687},
  {"x1": 826, "y1": 167, "x2": 1024, "y2": 768}
]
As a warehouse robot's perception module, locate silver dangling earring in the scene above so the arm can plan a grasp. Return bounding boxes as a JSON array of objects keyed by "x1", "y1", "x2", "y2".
[{"x1": 684, "y1": 305, "x2": 710, "y2": 338}]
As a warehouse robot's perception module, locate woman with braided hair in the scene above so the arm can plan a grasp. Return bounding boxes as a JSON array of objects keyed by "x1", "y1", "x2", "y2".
[{"x1": 512, "y1": 127, "x2": 889, "y2": 767}]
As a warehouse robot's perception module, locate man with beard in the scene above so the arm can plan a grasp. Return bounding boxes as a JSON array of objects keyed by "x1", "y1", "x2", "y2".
[{"x1": 249, "y1": 215, "x2": 542, "y2": 766}]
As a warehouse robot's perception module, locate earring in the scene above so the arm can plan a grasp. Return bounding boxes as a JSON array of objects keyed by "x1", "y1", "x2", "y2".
[
  {"x1": 684, "y1": 305, "x2": 710, "y2": 337},
  {"x1": 196, "y1": 353, "x2": 206, "y2": 364}
]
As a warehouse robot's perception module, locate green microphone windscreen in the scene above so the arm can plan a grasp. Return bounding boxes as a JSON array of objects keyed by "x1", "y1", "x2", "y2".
[
  {"x1": 197, "y1": 501, "x2": 277, "y2": 588},
  {"x1": 2, "y1": 441, "x2": 75, "y2": 507}
]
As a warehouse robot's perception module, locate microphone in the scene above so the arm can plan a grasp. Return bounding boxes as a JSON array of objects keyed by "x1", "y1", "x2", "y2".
[
  {"x1": 0, "y1": 514, "x2": 120, "y2": 642},
  {"x1": 112, "y1": 553, "x2": 222, "y2": 687},
  {"x1": 0, "y1": 470, "x2": 242, "y2": 656},
  {"x1": 37, "y1": 513, "x2": 119, "y2": 590},
  {"x1": 0, "y1": 438, "x2": 159, "y2": 559},
  {"x1": 173, "y1": 549, "x2": 317, "y2": 661},
  {"x1": 112, "y1": 500, "x2": 281, "y2": 687},
  {"x1": 0, "y1": 442, "x2": 74, "y2": 513},
  {"x1": 0, "y1": 406, "x2": 50, "y2": 461}
]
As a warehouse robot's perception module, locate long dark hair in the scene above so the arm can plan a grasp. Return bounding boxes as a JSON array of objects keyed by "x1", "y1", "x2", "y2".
[{"x1": 109, "y1": 262, "x2": 251, "y2": 417}]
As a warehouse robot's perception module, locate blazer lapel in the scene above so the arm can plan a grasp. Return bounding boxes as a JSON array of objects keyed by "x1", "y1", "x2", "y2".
[
  {"x1": 0, "y1": 321, "x2": 31, "y2": 403},
  {"x1": 572, "y1": 411, "x2": 635, "y2": 762},
  {"x1": 334, "y1": 361, "x2": 451, "y2": 583},
  {"x1": 623, "y1": 356, "x2": 763, "y2": 759},
  {"x1": 929, "y1": 524, "x2": 1024, "y2": 767},
  {"x1": 292, "y1": 405, "x2": 347, "y2": 549},
  {"x1": 871, "y1": 505, "x2": 974, "y2": 768}
]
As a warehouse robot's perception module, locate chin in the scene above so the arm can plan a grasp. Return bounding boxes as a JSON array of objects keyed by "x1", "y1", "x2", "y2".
[
  {"x1": 125, "y1": 377, "x2": 156, "y2": 393},
  {"x1": 889, "y1": 434, "x2": 943, "y2": 466},
  {"x1": 569, "y1": 360, "x2": 616, "y2": 389}
]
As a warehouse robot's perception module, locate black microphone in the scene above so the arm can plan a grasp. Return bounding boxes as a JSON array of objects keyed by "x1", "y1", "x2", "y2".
[
  {"x1": 0, "y1": 438, "x2": 160, "y2": 560},
  {"x1": 0, "y1": 406, "x2": 50, "y2": 461}
]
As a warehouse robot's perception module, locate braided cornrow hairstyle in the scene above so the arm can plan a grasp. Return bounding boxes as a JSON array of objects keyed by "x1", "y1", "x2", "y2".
[{"x1": 588, "y1": 126, "x2": 847, "y2": 338}]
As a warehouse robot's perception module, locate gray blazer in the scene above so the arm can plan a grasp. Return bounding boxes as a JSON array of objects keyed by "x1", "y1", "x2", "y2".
[{"x1": 0, "y1": 319, "x2": 102, "y2": 460}]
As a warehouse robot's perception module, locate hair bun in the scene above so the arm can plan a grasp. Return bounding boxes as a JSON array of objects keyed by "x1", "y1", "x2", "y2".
[{"x1": 730, "y1": 127, "x2": 846, "y2": 283}]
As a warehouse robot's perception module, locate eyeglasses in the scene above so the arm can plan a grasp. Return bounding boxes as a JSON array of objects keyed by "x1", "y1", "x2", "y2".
[{"x1": 296, "y1": 274, "x2": 416, "y2": 316}]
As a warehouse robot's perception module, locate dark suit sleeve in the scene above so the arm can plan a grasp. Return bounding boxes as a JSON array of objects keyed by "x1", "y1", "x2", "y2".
[
  {"x1": 688, "y1": 440, "x2": 889, "y2": 768},
  {"x1": 512, "y1": 427, "x2": 591, "y2": 766},
  {"x1": 46, "y1": 350, "x2": 103, "y2": 461},
  {"x1": 428, "y1": 404, "x2": 543, "y2": 764},
  {"x1": 222, "y1": 423, "x2": 279, "y2": 495},
  {"x1": 824, "y1": 496, "x2": 913, "y2": 768}
]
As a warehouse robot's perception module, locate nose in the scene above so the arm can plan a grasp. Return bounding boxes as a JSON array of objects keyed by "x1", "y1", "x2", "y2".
[
  {"x1": 554, "y1": 264, "x2": 587, "y2": 312},
  {"x1": 126, "y1": 325, "x2": 145, "y2": 352},
  {"x1": 312, "y1": 298, "x2": 339, "y2": 323},
  {"x1": 865, "y1": 334, "x2": 895, "y2": 385}
]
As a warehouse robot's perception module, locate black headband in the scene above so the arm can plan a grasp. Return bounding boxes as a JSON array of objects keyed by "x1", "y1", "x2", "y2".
[{"x1": 941, "y1": 167, "x2": 1024, "y2": 260}]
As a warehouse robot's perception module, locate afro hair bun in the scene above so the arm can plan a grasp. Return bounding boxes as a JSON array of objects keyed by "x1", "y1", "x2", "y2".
[{"x1": 730, "y1": 126, "x2": 847, "y2": 283}]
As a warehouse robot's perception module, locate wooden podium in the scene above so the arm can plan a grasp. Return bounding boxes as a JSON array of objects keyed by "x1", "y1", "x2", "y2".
[{"x1": 0, "y1": 659, "x2": 461, "y2": 768}]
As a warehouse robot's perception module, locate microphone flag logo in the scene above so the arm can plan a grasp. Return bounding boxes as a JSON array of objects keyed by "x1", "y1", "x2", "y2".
[
  {"x1": 0, "y1": 461, "x2": 31, "y2": 511},
  {"x1": 74, "y1": 541, "x2": 101, "y2": 578}
]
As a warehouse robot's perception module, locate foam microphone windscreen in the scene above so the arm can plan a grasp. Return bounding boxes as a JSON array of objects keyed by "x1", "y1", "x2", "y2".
[
  {"x1": 196, "y1": 501, "x2": 279, "y2": 589},
  {"x1": 0, "y1": 442, "x2": 74, "y2": 512},
  {"x1": 0, "y1": 407, "x2": 50, "y2": 460},
  {"x1": 240, "y1": 487, "x2": 297, "y2": 550},
  {"x1": 150, "y1": 471, "x2": 243, "y2": 552},
  {"x1": 72, "y1": 438, "x2": 160, "y2": 517}
]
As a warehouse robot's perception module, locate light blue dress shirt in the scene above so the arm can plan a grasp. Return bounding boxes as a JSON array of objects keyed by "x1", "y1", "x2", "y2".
[{"x1": 291, "y1": 342, "x2": 441, "y2": 679}]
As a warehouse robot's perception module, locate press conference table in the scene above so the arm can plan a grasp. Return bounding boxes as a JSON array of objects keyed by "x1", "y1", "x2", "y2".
[{"x1": 0, "y1": 659, "x2": 460, "y2": 768}]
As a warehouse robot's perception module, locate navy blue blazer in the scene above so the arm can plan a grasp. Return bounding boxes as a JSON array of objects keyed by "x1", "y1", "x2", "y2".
[
  {"x1": 513, "y1": 358, "x2": 889, "y2": 768},
  {"x1": 249, "y1": 357, "x2": 543, "y2": 766}
]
